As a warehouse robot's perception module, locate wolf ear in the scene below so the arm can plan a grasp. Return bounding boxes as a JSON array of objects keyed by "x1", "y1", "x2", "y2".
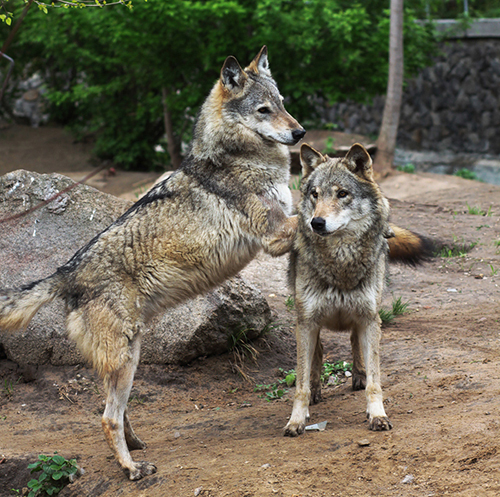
[
  {"x1": 221, "y1": 56, "x2": 247, "y2": 92},
  {"x1": 300, "y1": 144, "x2": 326, "y2": 178},
  {"x1": 247, "y1": 46, "x2": 271, "y2": 77},
  {"x1": 344, "y1": 143, "x2": 374, "y2": 181}
]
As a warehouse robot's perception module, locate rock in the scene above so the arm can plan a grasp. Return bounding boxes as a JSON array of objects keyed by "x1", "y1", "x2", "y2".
[
  {"x1": 358, "y1": 439, "x2": 370, "y2": 447},
  {"x1": 0, "y1": 170, "x2": 271, "y2": 366}
]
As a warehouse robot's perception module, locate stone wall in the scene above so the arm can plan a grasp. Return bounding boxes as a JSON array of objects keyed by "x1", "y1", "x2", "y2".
[{"x1": 323, "y1": 27, "x2": 500, "y2": 154}]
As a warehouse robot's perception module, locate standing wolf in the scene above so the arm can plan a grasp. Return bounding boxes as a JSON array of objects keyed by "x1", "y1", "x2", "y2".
[
  {"x1": 0, "y1": 46, "x2": 304, "y2": 480},
  {"x1": 283, "y1": 143, "x2": 431, "y2": 437}
]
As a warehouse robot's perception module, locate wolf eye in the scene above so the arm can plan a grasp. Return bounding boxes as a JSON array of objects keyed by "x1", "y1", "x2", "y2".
[
  {"x1": 337, "y1": 190, "x2": 348, "y2": 198},
  {"x1": 311, "y1": 190, "x2": 318, "y2": 199},
  {"x1": 258, "y1": 107, "x2": 271, "y2": 114}
]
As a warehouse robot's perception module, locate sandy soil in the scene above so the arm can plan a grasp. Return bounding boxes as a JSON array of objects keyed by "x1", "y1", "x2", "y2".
[{"x1": 0, "y1": 125, "x2": 500, "y2": 496}]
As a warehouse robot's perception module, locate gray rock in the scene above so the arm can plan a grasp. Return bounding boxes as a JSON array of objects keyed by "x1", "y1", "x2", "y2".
[{"x1": 0, "y1": 170, "x2": 271, "y2": 366}]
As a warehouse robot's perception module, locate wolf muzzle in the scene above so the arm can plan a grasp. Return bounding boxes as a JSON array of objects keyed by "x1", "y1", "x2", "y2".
[
  {"x1": 292, "y1": 128, "x2": 306, "y2": 144},
  {"x1": 311, "y1": 217, "x2": 327, "y2": 235}
]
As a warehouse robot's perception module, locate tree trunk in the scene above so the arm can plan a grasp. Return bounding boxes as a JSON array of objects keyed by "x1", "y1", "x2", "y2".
[
  {"x1": 373, "y1": 0, "x2": 404, "y2": 177},
  {"x1": 161, "y1": 87, "x2": 183, "y2": 169}
]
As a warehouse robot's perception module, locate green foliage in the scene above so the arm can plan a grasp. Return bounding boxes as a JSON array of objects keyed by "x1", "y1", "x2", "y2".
[
  {"x1": 321, "y1": 360, "x2": 352, "y2": 383},
  {"x1": 437, "y1": 239, "x2": 477, "y2": 258},
  {"x1": 285, "y1": 295, "x2": 295, "y2": 310},
  {"x1": 27, "y1": 453, "x2": 78, "y2": 497},
  {"x1": 396, "y1": 163, "x2": 415, "y2": 173},
  {"x1": 3, "y1": 377, "x2": 21, "y2": 399},
  {"x1": 2, "y1": 0, "x2": 437, "y2": 169},
  {"x1": 379, "y1": 296, "x2": 410, "y2": 324},
  {"x1": 454, "y1": 168, "x2": 479, "y2": 181},
  {"x1": 322, "y1": 136, "x2": 336, "y2": 155},
  {"x1": 466, "y1": 203, "x2": 492, "y2": 216},
  {"x1": 228, "y1": 327, "x2": 259, "y2": 363}
]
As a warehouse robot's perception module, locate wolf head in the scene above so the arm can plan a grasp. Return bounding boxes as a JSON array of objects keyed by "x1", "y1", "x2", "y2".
[
  {"x1": 298, "y1": 143, "x2": 389, "y2": 237},
  {"x1": 193, "y1": 46, "x2": 305, "y2": 156},
  {"x1": 219, "y1": 46, "x2": 305, "y2": 146}
]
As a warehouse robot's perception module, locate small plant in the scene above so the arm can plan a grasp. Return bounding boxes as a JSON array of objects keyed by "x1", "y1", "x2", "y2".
[
  {"x1": 495, "y1": 240, "x2": 500, "y2": 254},
  {"x1": 3, "y1": 377, "x2": 21, "y2": 399},
  {"x1": 379, "y1": 296, "x2": 410, "y2": 324},
  {"x1": 454, "y1": 168, "x2": 479, "y2": 181},
  {"x1": 27, "y1": 453, "x2": 79, "y2": 497},
  {"x1": 228, "y1": 327, "x2": 259, "y2": 363},
  {"x1": 254, "y1": 368, "x2": 296, "y2": 401},
  {"x1": 396, "y1": 163, "x2": 415, "y2": 174},
  {"x1": 466, "y1": 203, "x2": 492, "y2": 216},
  {"x1": 490, "y1": 265, "x2": 498, "y2": 277},
  {"x1": 321, "y1": 360, "x2": 352, "y2": 383},
  {"x1": 285, "y1": 295, "x2": 295, "y2": 311},
  {"x1": 322, "y1": 136, "x2": 336, "y2": 155},
  {"x1": 279, "y1": 367, "x2": 297, "y2": 387},
  {"x1": 438, "y1": 241, "x2": 477, "y2": 258}
]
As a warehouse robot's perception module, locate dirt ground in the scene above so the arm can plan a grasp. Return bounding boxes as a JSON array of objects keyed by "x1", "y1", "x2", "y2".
[{"x1": 1, "y1": 125, "x2": 500, "y2": 496}]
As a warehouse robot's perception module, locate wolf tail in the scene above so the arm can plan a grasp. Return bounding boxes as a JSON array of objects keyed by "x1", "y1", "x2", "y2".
[
  {"x1": 388, "y1": 224, "x2": 435, "y2": 266},
  {"x1": 0, "y1": 274, "x2": 64, "y2": 331}
]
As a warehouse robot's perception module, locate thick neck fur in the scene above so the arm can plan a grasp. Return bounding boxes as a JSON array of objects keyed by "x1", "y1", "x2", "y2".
[{"x1": 296, "y1": 206, "x2": 388, "y2": 291}]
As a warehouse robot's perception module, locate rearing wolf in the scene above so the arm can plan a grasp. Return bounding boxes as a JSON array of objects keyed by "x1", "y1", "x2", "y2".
[{"x1": 0, "y1": 46, "x2": 304, "y2": 480}]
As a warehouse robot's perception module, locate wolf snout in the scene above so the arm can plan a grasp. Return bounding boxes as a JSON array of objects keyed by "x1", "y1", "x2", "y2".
[
  {"x1": 311, "y1": 217, "x2": 326, "y2": 234},
  {"x1": 291, "y1": 128, "x2": 306, "y2": 144}
]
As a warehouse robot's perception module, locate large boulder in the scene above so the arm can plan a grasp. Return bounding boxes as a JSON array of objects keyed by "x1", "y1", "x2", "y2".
[{"x1": 0, "y1": 170, "x2": 271, "y2": 366}]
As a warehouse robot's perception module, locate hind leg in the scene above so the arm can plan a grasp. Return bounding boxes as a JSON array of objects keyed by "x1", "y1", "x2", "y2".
[
  {"x1": 101, "y1": 336, "x2": 156, "y2": 480},
  {"x1": 124, "y1": 408, "x2": 146, "y2": 451},
  {"x1": 310, "y1": 333, "x2": 323, "y2": 404},
  {"x1": 351, "y1": 330, "x2": 366, "y2": 391}
]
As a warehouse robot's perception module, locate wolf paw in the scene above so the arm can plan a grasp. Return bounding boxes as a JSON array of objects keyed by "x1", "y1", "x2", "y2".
[
  {"x1": 310, "y1": 388, "x2": 322, "y2": 405},
  {"x1": 369, "y1": 416, "x2": 393, "y2": 431},
  {"x1": 127, "y1": 461, "x2": 157, "y2": 481},
  {"x1": 352, "y1": 373, "x2": 366, "y2": 391},
  {"x1": 283, "y1": 422, "x2": 305, "y2": 437}
]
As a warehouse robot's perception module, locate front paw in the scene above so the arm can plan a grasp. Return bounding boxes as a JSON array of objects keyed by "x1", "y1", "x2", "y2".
[
  {"x1": 283, "y1": 421, "x2": 305, "y2": 437},
  {"x1": 369, "y1": 416, "x2": 393, "y2": 431},
  {"x1": 127, "y1": 461, "x2": 157, "y2": 481}
]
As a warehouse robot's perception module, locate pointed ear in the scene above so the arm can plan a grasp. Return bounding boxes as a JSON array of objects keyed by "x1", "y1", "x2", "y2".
[
  {"x1": 246, "y1": 46, "x2": 271, "y2": 77},
  {"x1": 344, "y1": 143, "x2": 374, "y2": 181},
  {"x1": 221, "y1": 56, "x2": 247, "y2": 91},
  {"x1": 300, "y1": 144, "x2": 326, "y2": 178}
]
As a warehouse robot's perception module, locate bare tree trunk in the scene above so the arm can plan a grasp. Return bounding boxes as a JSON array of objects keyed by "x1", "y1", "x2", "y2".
[
  {"x1": 161, "y1": 87, "x2": 183, "y2": 169},
  {"x1": 373, "y1": 0, "x2": 404, "y2": 177}
]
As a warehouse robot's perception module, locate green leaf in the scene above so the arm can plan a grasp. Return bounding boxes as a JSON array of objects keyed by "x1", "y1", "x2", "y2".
[
  {"x1": 27, "y1": 480, "x2": 41, "y2": 490},
  {"x1": 52, "y1": 471, "x2": 64, "y2": 480},
  {"x1": 51, "y1": 455, "x2": 66, "y2": 465}
]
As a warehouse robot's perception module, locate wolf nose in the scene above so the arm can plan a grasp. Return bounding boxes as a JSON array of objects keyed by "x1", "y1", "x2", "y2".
[
  {"x1": 292, "y1": 128, "x2": 306, "y2": 143},
  {"x1": 311, "y1": 217, "x2": 326, "y2": 233}
]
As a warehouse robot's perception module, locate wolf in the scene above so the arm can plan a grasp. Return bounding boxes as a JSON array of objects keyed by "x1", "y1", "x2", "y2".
[
  {"x1": 0, "y1": 46, "x2": 305, "y2": 480},
  {"x1": 283, "y1": 142, "x2": 431, "y2": 437}
]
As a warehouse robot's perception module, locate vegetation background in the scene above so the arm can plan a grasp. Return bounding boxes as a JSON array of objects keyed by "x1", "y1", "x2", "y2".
[{"x1": 0, "y1": 0, "x2": 498, "y2": 169}]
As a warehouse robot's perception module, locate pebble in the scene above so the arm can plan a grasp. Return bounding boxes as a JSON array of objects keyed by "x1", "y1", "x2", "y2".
[
  {"x1": 194, "y1": 487, "x2": 203, "y2": 496},
  {"x1": 446, "y1": 288, "x2": 458, "y2": 293},
  {"x1": 345, "y1": 371, "x2": 352, "y2": 377},
  {"x1": 402, "y1": 474, "x2": 415, "y2": 484},
  {"x1": 358, "y1": 439, "x2": 370, "y2": 447},
  {"x1": 260, "y1": 463, "x2": 271, "y2": 470}
]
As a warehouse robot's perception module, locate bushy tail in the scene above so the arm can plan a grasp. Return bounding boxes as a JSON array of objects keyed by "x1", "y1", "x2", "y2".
[
  {"x1": 388, "y1": 224, "x2": 435, "y2": 266},
  {"x1": 0, "y1": 275, "x2": 63, "y2": 331}
]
